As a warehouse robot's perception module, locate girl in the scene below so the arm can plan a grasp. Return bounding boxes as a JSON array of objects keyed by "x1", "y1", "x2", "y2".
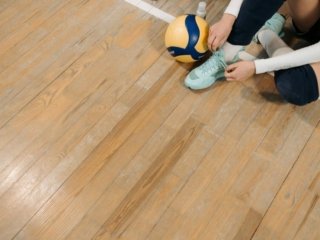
[{"x1": 185, "y1": 0, "x2": 320, "y2": 106}]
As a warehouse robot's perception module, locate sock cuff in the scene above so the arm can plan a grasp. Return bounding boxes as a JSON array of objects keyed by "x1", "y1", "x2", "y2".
[{"x1": 222, "y1": 42, "x2": 244, "y2": 63}]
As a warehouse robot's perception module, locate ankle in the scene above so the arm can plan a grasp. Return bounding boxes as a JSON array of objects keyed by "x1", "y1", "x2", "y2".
[{"x1": 222, "y1": 42, "x2": 244, "y2": 63}]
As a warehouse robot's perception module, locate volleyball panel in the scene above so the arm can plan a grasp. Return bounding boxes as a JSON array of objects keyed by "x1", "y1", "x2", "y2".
[
  {"x1": 194, "y1": 16, "x2": 209, "y2": 54},
  {"x1": 165, "y1": 15, "x2": 189, "y2": 49}
]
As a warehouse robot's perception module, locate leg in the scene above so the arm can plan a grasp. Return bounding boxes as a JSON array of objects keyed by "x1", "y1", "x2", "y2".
[
  {"x1": 258, "y1": 29, "x2": 320, "y2": 106},
  {"x1": 228, "y1": 0, "x2": 284, "y2": 45},
  {"x1": 311, "y1": 62, "x2": 320, "y2": 94},
  {"x1": 258, "y1": 29, "x2": 293, "y2": 57},
  {"x1": 219, "y1": 0, "x2": 287, "y2": 62},
  {"x1": 185, "y1": 0, "x2": 286, "y2": 90},
  {"x1": 287, "y1": 0, "x2": 320, "y2": 32}
]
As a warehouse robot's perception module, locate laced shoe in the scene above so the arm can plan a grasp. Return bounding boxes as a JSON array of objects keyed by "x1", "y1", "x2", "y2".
[
  {"x1": 184, "y1": 48, "x2": 243, "y2": 90},
  {"x1": 184, "y1": 50, "x2": 227, "y2": 90}
]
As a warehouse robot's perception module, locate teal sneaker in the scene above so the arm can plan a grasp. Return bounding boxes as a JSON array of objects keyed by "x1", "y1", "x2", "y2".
[
  {"x1": 253, "y1": 13, "x2": 286, "y2": 43},
  {"x1": 184, "y1": 50, "x2": 227, "y2": 90}
]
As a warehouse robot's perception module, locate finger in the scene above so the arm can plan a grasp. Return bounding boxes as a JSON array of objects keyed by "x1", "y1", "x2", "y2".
[
  {"x1": 225, "y1": 67, "x2": 240, "y2": 79},
  {"x1": 226, "y1": 63, "x2": 238, "y2": 72},
  {"x1": 226, "y1": 76, "x2": 237, "y2": 81},
  {"x1": 207, "y1": 36, "x2": 216, "y2": 51},
  {"x1": 225, "y1": 66, "x2": 234, "y2": 73},
  {"x1": 227, "y1": 72, "x2": 239, "y2": 81},
  {"x1": 211, "y1": 37, "x2": 220, "y2": 51},
  {"x1": 210, "y1": 40, "x2": 215, "y2": 52},
  {"x1": 207, "y1": 32, "x2": 215, "y2": 43},
  {"x1": 224, "y1": 71, "x2": 235, "y2": 79}
]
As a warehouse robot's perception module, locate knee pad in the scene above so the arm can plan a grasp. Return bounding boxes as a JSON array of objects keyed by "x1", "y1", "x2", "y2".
[{"x1": 275, "y1": 65, "x2": 319, "y2": 106}]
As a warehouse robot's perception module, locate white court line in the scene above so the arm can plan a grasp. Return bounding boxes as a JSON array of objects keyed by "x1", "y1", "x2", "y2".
[
  {"x1": 123, "y1": 0, "x2": 273, "y2": 75},
  {"x1": 124, "y1": 0, "x2": 175, "y2": 23}
]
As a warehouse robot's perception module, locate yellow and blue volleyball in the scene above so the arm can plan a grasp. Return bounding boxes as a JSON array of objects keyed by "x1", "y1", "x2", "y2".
[{"x1": 165, "y1": 14, "x2": 209, "y2": 63}]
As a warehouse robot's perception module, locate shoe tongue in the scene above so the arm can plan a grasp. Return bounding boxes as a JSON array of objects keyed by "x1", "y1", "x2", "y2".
[
  {"x1": 216, "y1": 49, "x2": 224, "y2": 58},
  {"x1": 217, "y1": 50, "x2": 226, "y2": 62},
  {"x1": 205, "y1": 51, "x2": 225, "y2": 69},
  {"x1": 215, "y1": 49, "x2": 222, "y2": 55}
]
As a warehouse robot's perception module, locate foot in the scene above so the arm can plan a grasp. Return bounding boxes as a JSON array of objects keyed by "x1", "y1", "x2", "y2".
[
  {"x1": 253, "y1": 13, "x2": 286, "y2": 43},
  {"x1": 184, "y1": 50, "x2": 227, "y2": 90}
]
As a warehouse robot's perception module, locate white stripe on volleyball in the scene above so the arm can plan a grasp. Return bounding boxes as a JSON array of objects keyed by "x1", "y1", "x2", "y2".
[
  {"x1": 124, "y1": 0, "x2": 175, "y2": 23},
  {"x1": 124, "y1": 0, "x2": 272, "y2": 75}
]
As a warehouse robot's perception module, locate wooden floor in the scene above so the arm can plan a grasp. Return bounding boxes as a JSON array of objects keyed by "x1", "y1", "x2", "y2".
[{"x1": 0, "y1": 0, "x2": 320, "y2": 239}]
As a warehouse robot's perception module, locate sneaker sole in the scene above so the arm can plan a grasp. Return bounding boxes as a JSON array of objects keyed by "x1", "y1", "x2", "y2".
[{"x1": 185, "y1": 71, "x2": 225, "y2": 90}]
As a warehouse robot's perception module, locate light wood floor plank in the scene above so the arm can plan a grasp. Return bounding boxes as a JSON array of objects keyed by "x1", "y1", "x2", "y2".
[
  {"x1": 11, "y1": 55, "x2": 182, "y2": 240},
  {"x1": 253, "y1": 126, "x2": 320, "y2": 240},
  {"x1": 0, "y1": 2, "x2": 167, "y2": 239},
  {"x1": 146, "y1": 74, "x2": 281, "y2": 239},
  {"x1": 0, "y1": 0, "x2": 118, "y2": 126},
  {"x1": 0, "y1": 0, "x2": 40, "y2": 33},
  {"x1": 64, "y1": 82, "x2": 215, "y2": 240},
  {"x1": 0, "y1": 0, "x2": 162, "y2": 171},
  {"x1": 0, "y1": 0, "x2": 71, "y2": 70},
  {"x1": 1, "y1": 0, "x2": 320, "y2": 239}
]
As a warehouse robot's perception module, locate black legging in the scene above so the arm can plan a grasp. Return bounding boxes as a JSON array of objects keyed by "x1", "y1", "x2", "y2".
[{"x1": 227, "y1": 0, "x2": 284, "y2": 45}]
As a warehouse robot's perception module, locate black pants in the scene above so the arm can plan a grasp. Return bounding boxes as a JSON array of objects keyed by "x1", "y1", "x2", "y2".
[
  {"x1": 226, "y1": 0, "x2": 319, "y2": 105},
  {"x1": 227, "y1": 0, "x2": 284, "y2": 45}
]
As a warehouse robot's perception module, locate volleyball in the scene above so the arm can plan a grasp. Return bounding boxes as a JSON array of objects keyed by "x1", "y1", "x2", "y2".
[{"x1": 165, "y1": 14, "x2": 209, "y2": 63}]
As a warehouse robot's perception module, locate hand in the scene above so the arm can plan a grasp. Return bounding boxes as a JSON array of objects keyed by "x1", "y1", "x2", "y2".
[
  {"x1": 207, "y1": 14, "x2": 235, "y2": 52},
  {"x1": 225, "y1": 61, "x2": 256, "y2": 82}
]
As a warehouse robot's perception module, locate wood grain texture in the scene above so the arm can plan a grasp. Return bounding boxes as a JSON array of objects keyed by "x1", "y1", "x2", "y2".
[{"x1": 0, "y1": 0, "x2": 320, "y2": 240}]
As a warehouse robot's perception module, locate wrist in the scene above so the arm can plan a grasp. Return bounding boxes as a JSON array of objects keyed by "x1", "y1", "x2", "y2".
[
  {"x1": 252, "y1": 61, "x2": 258, "y2": 74},
  {"x1": 221, "y1": 13, "x2": 236, "y2": 27}
]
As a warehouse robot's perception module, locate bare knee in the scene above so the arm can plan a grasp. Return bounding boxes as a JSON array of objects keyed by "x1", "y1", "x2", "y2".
[{"x1": 287, "y1": 0, "x2": 320, "y2": 31}]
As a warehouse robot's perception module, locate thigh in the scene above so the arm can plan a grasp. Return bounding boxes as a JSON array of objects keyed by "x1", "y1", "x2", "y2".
[
  {"x1": 227, "y1": 0, "x2": 284, "y2": 45},
  {"x1": 287, "y1": 0, "x2": 320, "y2": 31}
]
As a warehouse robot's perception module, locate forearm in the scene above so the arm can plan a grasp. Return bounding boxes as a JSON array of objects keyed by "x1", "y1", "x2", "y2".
[
  {"x1": 254, "y1": 42, "x2": 320, "y2": 74},
  {"x1": 224, "y1": 0, "x2": 244, "y2": 18},
  {"x1": 220, "y1": 0, "x2": 243, "y2": 29}
]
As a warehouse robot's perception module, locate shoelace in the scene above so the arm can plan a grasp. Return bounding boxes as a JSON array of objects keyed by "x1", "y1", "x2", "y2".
[{"x1": 199, "y1": 51, "x2": 226, "y2": 75}]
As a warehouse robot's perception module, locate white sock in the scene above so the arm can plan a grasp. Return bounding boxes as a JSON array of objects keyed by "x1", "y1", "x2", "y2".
[
  {"x1": 221, "y1": 42, "x2": 244, "y2": 63},
  {"x1": 258, "y1": 29, "x2": 293, "y2": 57}
]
